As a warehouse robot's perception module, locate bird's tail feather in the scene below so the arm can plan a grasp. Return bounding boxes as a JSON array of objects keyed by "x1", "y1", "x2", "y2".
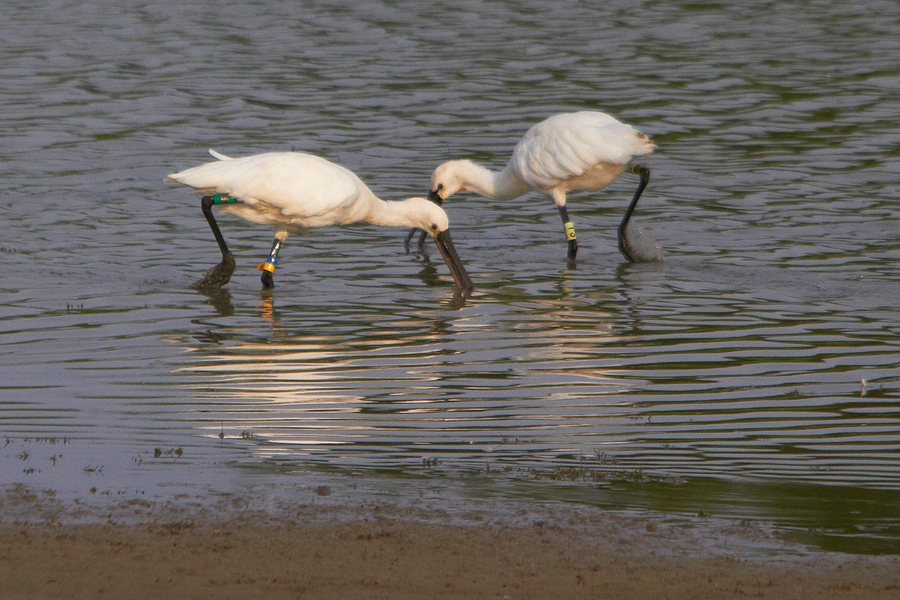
[{"x1": 208, "y1": 149, "x2": 232, "y2": 161}]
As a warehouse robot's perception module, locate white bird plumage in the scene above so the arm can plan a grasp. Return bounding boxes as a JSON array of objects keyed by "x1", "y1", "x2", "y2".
[
  {"x1": 167, "y1": 150, "x2": 473, "y2": 291},
  {"x1": 425, "y1": 111, "x2": 659, "y2": 262}
]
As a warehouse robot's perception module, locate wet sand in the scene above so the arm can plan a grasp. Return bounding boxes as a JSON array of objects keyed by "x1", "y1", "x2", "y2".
[{"x1": 1, "y1": 489, "x2": 898, "y2": 599}]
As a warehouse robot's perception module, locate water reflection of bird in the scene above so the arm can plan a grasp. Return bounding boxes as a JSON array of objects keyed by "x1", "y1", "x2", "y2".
[
  {"x1": 411, "y1": 111, "x2": 660, "y2": 262},
  {"x1": 167, "y1": 150, "x2": 473, "y2": 291}
]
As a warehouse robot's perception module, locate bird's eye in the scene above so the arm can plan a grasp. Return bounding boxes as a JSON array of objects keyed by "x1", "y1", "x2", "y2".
[
  {"x1": 437, "y1": 184, "x2": 444, "y2": 191},
  {"x1": 430, "y1": 223, "x2": 439, "y2": 231}
]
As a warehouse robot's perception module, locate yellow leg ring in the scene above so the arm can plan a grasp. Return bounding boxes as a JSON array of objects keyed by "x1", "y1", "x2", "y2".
[
  {"x1": 256, "y1": 262, "x2": 276, "y2": 273},
  {"x1": 564, "y1": 221, "x2": 577, "y2": 241}
]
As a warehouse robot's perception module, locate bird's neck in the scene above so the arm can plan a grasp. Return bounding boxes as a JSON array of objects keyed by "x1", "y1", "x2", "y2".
[
  {"x1": 458, "y1": 161, "x2": 530, "y2": 201},
  {"x1": 366, "y1": 197, "x2": 420, "y2": 229}
]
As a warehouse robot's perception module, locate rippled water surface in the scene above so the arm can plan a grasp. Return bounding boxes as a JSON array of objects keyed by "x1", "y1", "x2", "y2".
[{"x1": 2, "y1": 0, "x2": 900, "y2": 553}]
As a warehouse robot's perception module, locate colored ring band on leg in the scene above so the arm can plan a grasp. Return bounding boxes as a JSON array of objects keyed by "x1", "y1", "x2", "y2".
[
  {"x1": 212, "y1": 193, "x2": 237, "y2": 205},
  {"x1": 257, "y1": 262, "x2": 276, "y2": 273},
  {"x1": 563, "y1": 221, "x2": 577, "y2": 241}
]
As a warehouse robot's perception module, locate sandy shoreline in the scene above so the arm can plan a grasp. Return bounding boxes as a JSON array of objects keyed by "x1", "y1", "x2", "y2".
[{"x1": 1, "y1": 488, "x2": 898, "y2": 599}]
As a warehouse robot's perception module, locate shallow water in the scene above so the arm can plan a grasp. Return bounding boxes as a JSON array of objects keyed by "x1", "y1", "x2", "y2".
[{"x1": 2, "y1": 0, "x2": 899, "y2": 554}]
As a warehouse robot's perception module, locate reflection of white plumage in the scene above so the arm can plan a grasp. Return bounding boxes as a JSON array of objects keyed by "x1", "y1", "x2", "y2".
[
  {"x1": 167, "y1": 150, "x2": 472, "y2": 291},
  {"x1": 424, "y1": 111, "x2": 658, "y2": 261}
]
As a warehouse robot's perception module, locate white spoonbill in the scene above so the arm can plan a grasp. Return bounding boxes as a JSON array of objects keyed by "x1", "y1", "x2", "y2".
[
  {"x1": 167, "y1": 150, "x2": 473, "y2": 291},
  {"x1": 415, "y1": 111, "x2": 658, "y2": 262}
]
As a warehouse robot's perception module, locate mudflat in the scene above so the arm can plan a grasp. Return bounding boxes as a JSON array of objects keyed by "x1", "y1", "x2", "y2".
[{"x1": 1, "y1": 492, "x2": 897, "y2": 600}]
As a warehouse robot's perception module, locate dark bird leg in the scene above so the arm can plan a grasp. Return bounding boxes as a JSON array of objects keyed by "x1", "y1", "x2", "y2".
[
  {"x1": 617, "y1": 165, "x2": 651, "y2": 263},
  {"x1": 403, "y1": 229, "x2": 429, "y2": 252},
  {"x1": 197, "y1": 194, "x2": 237, "y2": 289},
  {"x1": 403, "y1": 227, "x2": 417, "y2": 248},
  {"x1": 257, "y1": 237, "x2": 284, "y2": 289},
  {"x1": 403, "y1": 227, "x2": 419, "y2": 251},
  {"x1": 558, "y1": 205, "x2": 578, "y2": 259}
]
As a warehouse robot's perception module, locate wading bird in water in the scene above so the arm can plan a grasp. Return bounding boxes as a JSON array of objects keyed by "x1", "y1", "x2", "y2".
[
  {"x1": 167, "y1": 150, "x2": 473, "y2": 291},
  {"x1": 409, "y1": 111, "x2": 660, "y2": 262}
]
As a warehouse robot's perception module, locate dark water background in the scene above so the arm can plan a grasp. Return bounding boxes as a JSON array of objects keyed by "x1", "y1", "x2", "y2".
[{"x1": 2, "y1": 0, "x2": 899, "y2": 554}]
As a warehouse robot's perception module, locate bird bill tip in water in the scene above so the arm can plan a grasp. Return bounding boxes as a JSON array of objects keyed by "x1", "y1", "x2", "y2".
[{"x1": 433, "y1": 229, "x2": 473, "y2": 291}]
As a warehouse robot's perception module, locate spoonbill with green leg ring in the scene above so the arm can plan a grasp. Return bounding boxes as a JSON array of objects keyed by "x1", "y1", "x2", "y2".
[{"x1": 167, "y1": 150, "x2": 474, "y2": 291}]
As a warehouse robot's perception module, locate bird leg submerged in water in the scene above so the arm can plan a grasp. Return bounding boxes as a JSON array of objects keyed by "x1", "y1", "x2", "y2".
[
  {"x1": 257, "y1": 234, "x2": 285, "y2": 289},
  {"x1": 403, "y1": 227, "x2": 428, "y2": 253},
  {"x1": 617, "y1": 165, "x2": 662, "y2": 263},
  {"x1": 197, "y1": 194, "x2": 237, "y2": 289},
  {"x1": 197, "y1": 193, "x2": 287, "y2": 291},
  {"x1": 557, "y1": 205, "x2": 579, "y2": 259}
]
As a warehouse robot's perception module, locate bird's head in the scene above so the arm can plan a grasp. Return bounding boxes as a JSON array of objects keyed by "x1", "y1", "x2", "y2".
[
  {"x1": 429, "y1": 160, "x2": 474, "y2": 204},
  {"x1": 402, "y1": 197, "x2": 473, "y2": 292},
  {"x1": 404, "y1": 197, "x2": 450, "y2": 236}
]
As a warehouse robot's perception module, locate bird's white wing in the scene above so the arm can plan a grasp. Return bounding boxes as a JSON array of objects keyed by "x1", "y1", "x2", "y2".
[
  {"x1": 167, "y1": 152, "x2": 367, "y2": 220},
  {"x1": 511, "y1": 112, "x2": 653, "y2": 190}
]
